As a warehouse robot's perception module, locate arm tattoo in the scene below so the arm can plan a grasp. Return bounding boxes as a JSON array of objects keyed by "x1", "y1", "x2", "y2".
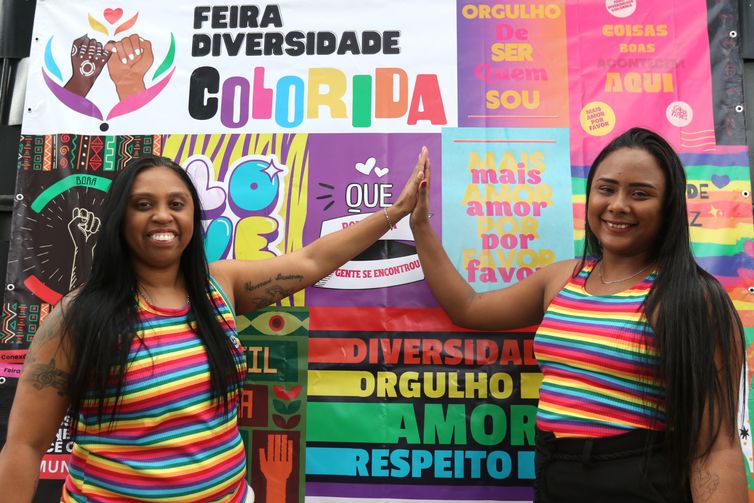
[
  {"x1": 252, "y1": 285, "x2": 293, "y2": 309},
  {"x1": 691, "y1": 463, "x2": 720, "y2": 501},
  {"x1": 245, "y1": 278, "x2": 272, "y2": 292},
  {"x1": 24, "y1": 357, "x2": 70, "y2": 396},
  {"x1": 245, "y1": 274, "x2": 304, "y2": 292},
  {"x1": 275, "y1": 273, "x2": 303, "y2": 282},
  {"x1": 245, "y1": 273, "x2": 304, "y2": 308}
]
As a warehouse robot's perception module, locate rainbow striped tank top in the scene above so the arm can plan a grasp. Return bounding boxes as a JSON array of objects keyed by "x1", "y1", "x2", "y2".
[
  {"x1": 62, "y1": 278, "x2": 248, "y2": 502},
  {"x1": 533, "y1": 261, "x2": 665, "y2": 437}
]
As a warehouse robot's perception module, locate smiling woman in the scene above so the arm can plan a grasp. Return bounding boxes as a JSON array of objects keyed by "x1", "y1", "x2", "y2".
[
  {"x1": 410, "y1": 128, "x2": 747, "y2": 503},
  {"x1": 586, "y1": 147, "x2": 665, "y2": 266},
  {"x1": 124, "y1": 167, "x2": 196, "y2": 277},
  {"x1": 0, "y1": 151, "x2": 428, "y2": 502}
]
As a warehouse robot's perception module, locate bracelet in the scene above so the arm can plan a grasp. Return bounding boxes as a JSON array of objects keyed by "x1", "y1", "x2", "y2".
[{"x1": 383, "y1": 207, "x2": 394, "y2": 230}]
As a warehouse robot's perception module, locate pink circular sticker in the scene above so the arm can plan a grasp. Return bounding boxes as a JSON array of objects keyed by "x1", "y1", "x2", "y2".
[
  {"x1": 606, "y1": 0, "x2": 636, "y2": 18},
  {"x1": 665, "y1": 101, "x2": 693, "y2": 127}
]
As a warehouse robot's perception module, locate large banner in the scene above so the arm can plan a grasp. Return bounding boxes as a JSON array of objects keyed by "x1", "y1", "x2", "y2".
[
  {"x1": 3, "y1": 1, "x2": 754, "y2": 502},
  {"x1": 23, "y1": 0, "x2": 457, "y2": 134}
]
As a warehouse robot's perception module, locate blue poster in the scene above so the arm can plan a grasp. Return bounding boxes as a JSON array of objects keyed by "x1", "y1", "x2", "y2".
[{"x1": 441, "y1": 128, "x2": 573, "y2": 292}]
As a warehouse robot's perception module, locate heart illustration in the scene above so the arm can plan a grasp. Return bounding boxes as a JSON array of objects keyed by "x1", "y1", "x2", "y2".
[
  {"x1": 355, "y1": 157, "x2": 376, "y2": 175},
  {"x1": 711, "y1": 174, "x2": 730, "y2": 189},
  {"x1": 374, "y1": 166, "x2": 389, "y2": 178},
  {"x1": 744, "y1": 240, "x2": 754, "y2": 258},
  {"x1": 273, "y1": 384, "x2": 302, "y2": 401},
  {"x1": 186, "y1": 157, "x2": 226, "y2": 218},
  {"x1": 103, "y1": 8, "x2": 123, "y2": 24}
]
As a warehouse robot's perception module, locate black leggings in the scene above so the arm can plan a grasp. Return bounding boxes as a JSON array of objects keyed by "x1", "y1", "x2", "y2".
[{"x1": 534, "y1": 428, "x2": 691, "y2": 503}]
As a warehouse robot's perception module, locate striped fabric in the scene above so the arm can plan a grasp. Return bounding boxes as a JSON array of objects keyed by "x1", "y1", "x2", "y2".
[
  {"x1": 62, "y1": 279, "x2": 248, "y2": 502},
  {"x1": 533, "y1": 261, "x2": 666, "y2": 437}
]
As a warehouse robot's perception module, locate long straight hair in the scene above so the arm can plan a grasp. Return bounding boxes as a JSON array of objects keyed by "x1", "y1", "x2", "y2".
[
  {"x1": 580, "y1": 128, "x2": 744, "y2": 490},
  {"x1": 62, "y1": 156, "x2": 242, "y2": 435}
]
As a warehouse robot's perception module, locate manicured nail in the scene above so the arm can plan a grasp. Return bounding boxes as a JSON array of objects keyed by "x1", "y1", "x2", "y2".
[
  {"x1": 128, "y1": 53, "x2": 134, "y2": 60},
  {"x1": 121, "y1": 58, "x2": 127, "y2": 64},
  {"x1": 135, "y1": 48, "x2": 141, "y2": 55},
  {"x1": 420, "y1": 180, "x2": 428, "y2": 189}
]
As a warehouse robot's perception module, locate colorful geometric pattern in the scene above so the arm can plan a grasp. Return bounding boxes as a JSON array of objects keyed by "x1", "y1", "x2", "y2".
[{"x1": 237, "y1": 307, "x2": 309, "y2": 502}]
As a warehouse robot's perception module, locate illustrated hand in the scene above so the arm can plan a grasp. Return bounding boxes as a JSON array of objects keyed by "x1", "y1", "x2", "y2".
[
  {"x1": 105, "y1": 34, "x2": 154, "y2": 101},
  {"x1": 67, "y1": 207, "x2": 101, "y2": 244},
  {"x1": 63, "y1": 35, "x2": 111, "y2": 97},
  {"x1": 68, "y1": 207, "x2": 101, "y2": 290},
  {"x1": 409, "y1": 146, "x2": 432, "y2": 230},
  {"x1": 392, "y1": 146, "x2": 428, "y2": 221},
  {"x1": 259, "y1": 433, "x2": 293, "y2": 502}
]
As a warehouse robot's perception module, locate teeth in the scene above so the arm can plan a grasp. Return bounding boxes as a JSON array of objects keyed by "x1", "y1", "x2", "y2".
[
  {"x1": 606, "y1": 222, "x2": 631, "y2": 229},
  {"x1": 151, "y1": 233, "x2": 175, "y2": 241}
]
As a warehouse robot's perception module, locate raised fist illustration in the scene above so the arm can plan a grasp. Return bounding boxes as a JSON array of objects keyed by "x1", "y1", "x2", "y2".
[
  {"x1": 68, "y1": 207, "x2": 101, "y2": 290},
  {"x1": 105, "y1": 34, "x2": 154, "y2": 101},
  {"x1": 63, "y1": 35, "x2": 111, "y2": 97}
]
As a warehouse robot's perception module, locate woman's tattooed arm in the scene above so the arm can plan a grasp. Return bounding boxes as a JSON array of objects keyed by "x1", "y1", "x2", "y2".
[
  {"x1": 22, "y1": 356, "x2": 70, "y2": 396},
  {"x1": 691, "y1": 462, "x2": 720, "y2": 501}
]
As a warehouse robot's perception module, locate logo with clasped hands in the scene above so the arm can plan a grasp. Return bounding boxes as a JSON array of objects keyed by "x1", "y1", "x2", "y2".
[{"x1": 41, "y1": 7, "x2": 176, "y2": 131}]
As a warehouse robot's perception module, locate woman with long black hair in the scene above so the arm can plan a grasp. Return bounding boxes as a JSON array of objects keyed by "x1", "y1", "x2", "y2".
[
  {"x1": 409, "y1": 128, "x2": 746, "y2": 502},
  {"x1": 0, "y1": 151, "x2": 428, "y2": 502}
]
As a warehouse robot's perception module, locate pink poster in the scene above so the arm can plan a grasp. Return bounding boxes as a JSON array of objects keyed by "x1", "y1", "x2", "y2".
[{"x1": 567, "y1": 0, "x2": 716, "y2": 165}]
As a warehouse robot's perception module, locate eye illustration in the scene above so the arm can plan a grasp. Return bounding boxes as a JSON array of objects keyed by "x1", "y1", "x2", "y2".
[{"x1": 250, "y1": 311, "x2": 309, "y2": 336}]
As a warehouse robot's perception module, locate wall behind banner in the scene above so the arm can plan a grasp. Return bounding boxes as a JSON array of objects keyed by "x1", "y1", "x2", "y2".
[{"x1": 1, "y1": 1, "x2": 754, "y2": 502}]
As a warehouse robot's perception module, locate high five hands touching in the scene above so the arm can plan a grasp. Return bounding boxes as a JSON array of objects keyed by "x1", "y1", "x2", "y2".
[
  {"x1": 410, "y1": 146, "x2": 432, "y2": 230},
  {"x1": 385, "y1": 146, "x2": 429, "y2": 221}
]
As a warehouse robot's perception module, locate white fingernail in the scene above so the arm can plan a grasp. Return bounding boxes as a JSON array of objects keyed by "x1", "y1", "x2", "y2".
[
  {"x1": 121, "y1": 57, "x2": 127, "y2": 64},
  {"x1": 128, "y1": 54, "x2": 134, "y2": 60},
  {"x1": 111, "y1": 47, "x2": 117, "y2": 53},
  {"x1": 135, "y1": 48, "x2": 141, "y2": 55}
]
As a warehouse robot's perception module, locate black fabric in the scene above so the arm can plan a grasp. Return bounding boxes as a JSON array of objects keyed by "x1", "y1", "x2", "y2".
[{"x1": 534, "y1": 428, "x2": 691, "y2": 503}]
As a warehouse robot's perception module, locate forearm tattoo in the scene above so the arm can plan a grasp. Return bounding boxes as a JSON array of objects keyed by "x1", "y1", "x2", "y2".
[
  {"x1": 23, "y1": 357, "x2": 70, "y2": 396},
  {"x1": 245, "y1": 278, "x2": 272, "y2": 291},
  {"x1": 691, "y1": 463, "x2": 720, "y2": 501},
  {"x1": 275, "y1": 273, "x2": 303, "y2": 282},
  {"x1": 245, "y1": 273, "x2": 304, "y2": 308},
  {"x1": 251, "y1": 285, "x2": 294, "y2": 309}
]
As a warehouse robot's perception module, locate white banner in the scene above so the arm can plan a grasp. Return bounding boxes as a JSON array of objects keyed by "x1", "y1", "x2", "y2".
[{"x1": 23, "y1": 0, "x2": 458, "y2": 135}]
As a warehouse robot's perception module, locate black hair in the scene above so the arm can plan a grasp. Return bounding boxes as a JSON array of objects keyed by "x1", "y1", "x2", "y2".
[
  {"x1": 62, "y1": 155, "x2": 241, "y2": 435},
  {"x1": 581, "y1": 127, "x2": 744, "y2": 491}
]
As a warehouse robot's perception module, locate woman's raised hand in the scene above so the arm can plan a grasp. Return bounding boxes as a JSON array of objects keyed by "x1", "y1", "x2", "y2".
[
  {"x1": 410, "y1": 146, "x2": 431, "y2": 230},
  {"x1": 391, "y1": 146, "x2": 428, "y2": 220}
]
